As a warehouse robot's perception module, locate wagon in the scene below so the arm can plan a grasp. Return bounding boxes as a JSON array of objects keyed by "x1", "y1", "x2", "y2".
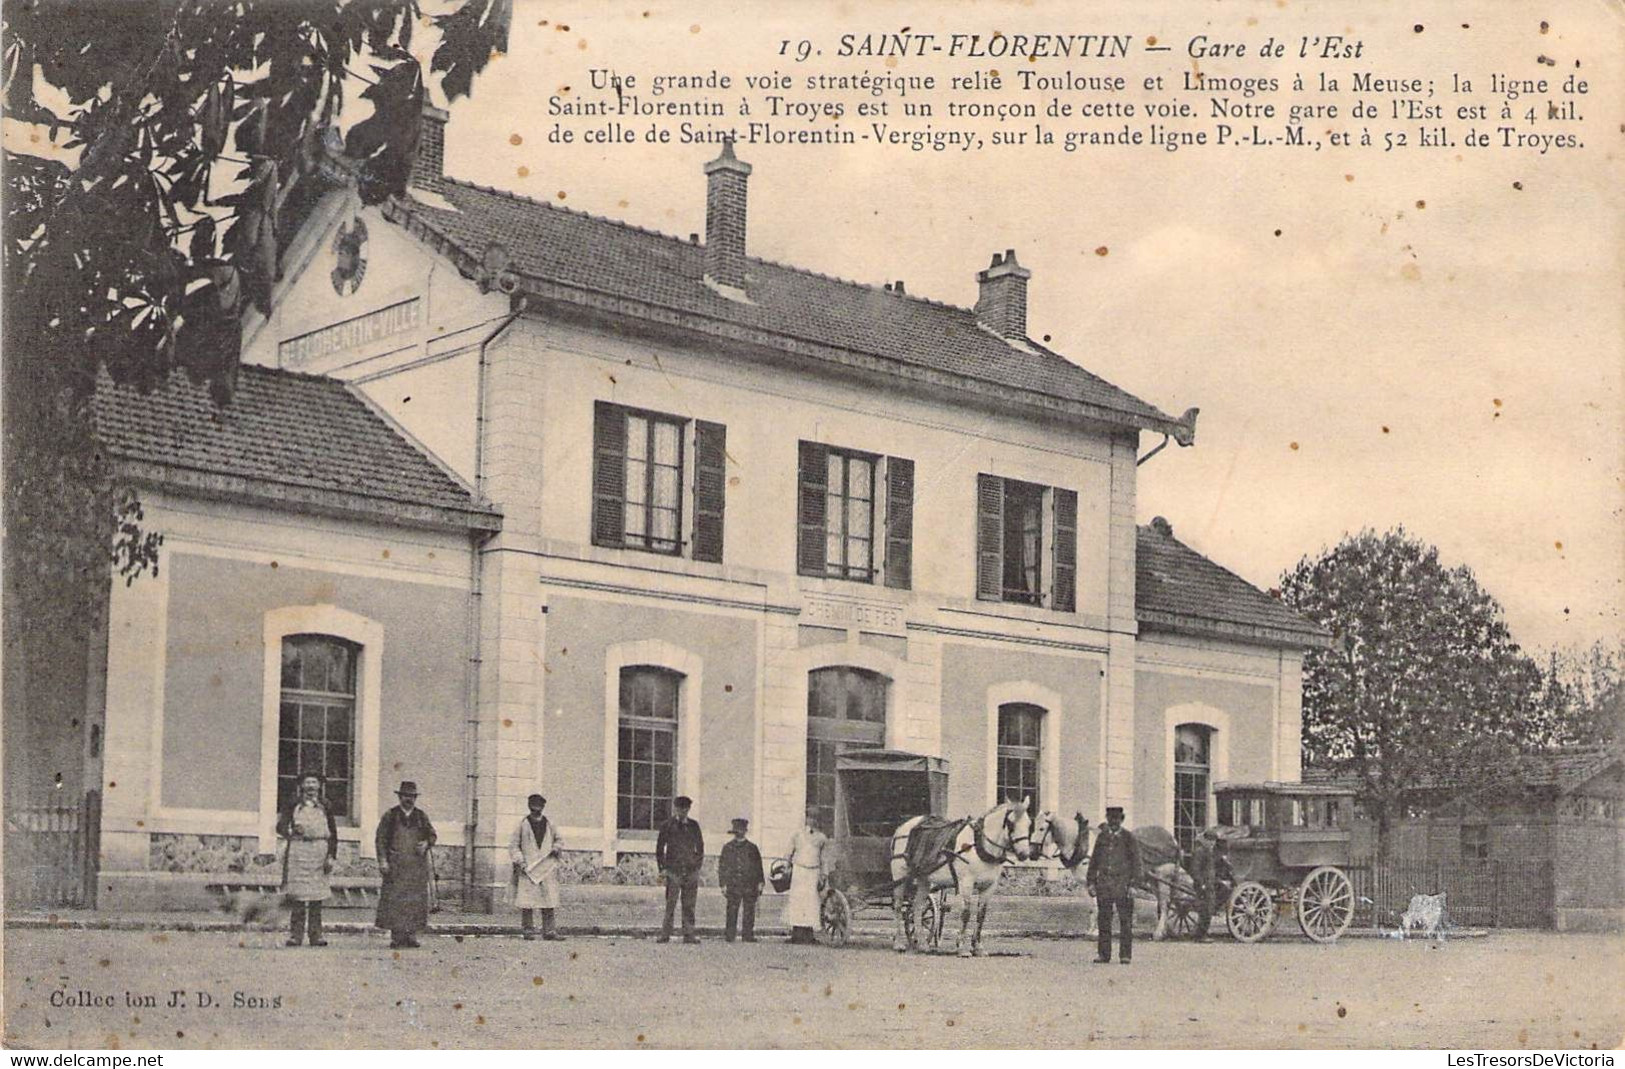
[
  {"x1": 1183, "y1": 781, "x2": 1358, "y2": 943},
  {"x1": 818, "y1": 749, "x2": 951, "y2": 948}
]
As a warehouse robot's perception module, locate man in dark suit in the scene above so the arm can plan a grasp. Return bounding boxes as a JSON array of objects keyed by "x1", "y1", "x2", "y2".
[
  {"x1": 655, "y1": 795, "x2": 705, "y2": 944},
  {"x1": 718, "y1": 817, "x2": 764, "y2": 943},
  {"x1": 1087, "y1": 805, "x2": 1141, "y2": 964}
]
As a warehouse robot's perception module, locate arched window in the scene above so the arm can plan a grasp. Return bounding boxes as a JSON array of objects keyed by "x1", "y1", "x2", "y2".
[
  {"x1": 1174, "y1": 722, "x2": 1213, "y2": 855},
  {"x1": 617, "y1": 666, "x2": 683, "y2": 830},
  {"x1": 806, "y1": 667, "x2": 888, "y2": 835},
  {"x1": 996, "y1": 703, "x2": 1044, "y2": 808},
  {"x1": 278, "y1": 635, "x2": 359, "y2": 819}
]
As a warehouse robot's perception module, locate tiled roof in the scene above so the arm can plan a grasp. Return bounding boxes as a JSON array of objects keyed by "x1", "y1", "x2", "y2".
[
  {"x1": 94, "y1": 365, "x2": 500, "y2": 531},
  {"x1": 1136, "y1": 522, "x2": 1329, "y2": 648},
  {"x1": 1305, "y1": 747, "x2": 1621, "y2": 792},
  {"x1": 388, "y1": 177, "x2": 1182, "y2": 434}
]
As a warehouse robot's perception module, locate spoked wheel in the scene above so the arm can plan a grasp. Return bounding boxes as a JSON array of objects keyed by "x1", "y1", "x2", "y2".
[
  {"x1": 1226, "y1": 881, "x2": 1276, "y2": 943},
  {"x1": 1167, "y1": 896, "x2": 1201, "y2": 939},
  {"x1": 1297, "y1": 866, "x2": 1355, "y2": 943},
  {"x1": 923, "y1": 891, "x2": 946, "y2": 950},
  {"x1": 820, "y1": 888, "x2": 852, "y2": 947}
]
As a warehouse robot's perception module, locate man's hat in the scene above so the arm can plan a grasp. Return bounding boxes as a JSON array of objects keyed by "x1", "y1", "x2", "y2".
[
  {"x1": 730, "y1": 817, "x2": 749, "y2": 830},
  {"x1": 395, "y1": 781, "x2": 419, "y2": 797},
  {"x1": 673, "y1": 795, "x2": 693, "y2": 808},
  {"x1": 1105, "y1": 805, "x2": 1125, "y2": 818},
  {"x1": 527, "y1": 793, "x2": 547, "y2": 808}
]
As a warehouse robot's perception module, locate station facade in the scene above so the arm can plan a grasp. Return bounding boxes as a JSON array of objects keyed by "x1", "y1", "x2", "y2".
[{"x1": 84, "y1": 109, "x2": 1326, "y2": 909}]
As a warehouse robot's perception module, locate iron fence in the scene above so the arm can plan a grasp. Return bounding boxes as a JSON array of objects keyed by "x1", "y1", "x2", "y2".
[
  {"x1": 4, "y1": 790, "x2": 100, "y2": 909},
  {"x1": 1346, "y1": 856, "x2": 1553, "y2": 930}
]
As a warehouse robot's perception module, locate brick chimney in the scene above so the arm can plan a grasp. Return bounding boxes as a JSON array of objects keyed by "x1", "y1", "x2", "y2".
[
  {"x1": 703, "y1": 139, "x2": 752, "y2": 290},
  {"x1": 975, "y1": 249, "x2": 1031, "y2": 339},
  {"x1": 411, "y1": 103, "x2": 449, "y2": 188}
]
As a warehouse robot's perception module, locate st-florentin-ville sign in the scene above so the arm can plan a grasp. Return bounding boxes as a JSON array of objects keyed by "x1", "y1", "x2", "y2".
[
  {"x1": 278, "y1": 297, "x2": 421, "y2": 369},
  {"x1": 801, "y1": 592, "x2": 906, "y2": 635}
]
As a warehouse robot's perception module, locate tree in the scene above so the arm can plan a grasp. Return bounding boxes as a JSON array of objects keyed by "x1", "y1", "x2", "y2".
[
  {"x1": 1277, "y1": 528, "x2": 1553, "y2": 859},
  {"x1": 2, "y1": 0, "x2": 510, "y2": 797},
  {"x1": 1543, "y1": 639, "x2": 1624, "y2": 747}
]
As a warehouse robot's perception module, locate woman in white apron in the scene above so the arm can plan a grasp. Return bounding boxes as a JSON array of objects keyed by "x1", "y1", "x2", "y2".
[
  {"x1": 277, "y1": 774, "x2": 337, "y2": 947},
  {"x1": 783, "y1": 807, "x2": 828, "y2": 945}
]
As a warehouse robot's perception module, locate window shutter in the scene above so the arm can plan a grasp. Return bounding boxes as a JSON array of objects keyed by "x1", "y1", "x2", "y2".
[
  {"x1": 884, "y1": 457, "x2": 914, "y2": 590},
  {"x1": 797, "y1": 441, "x2": 829, "y2": 576},
  {"x1": 1052, "y1": 486, "x2": 1077, "y2": 613},
  {"x1": 692, "y1": 420, "x2": 727, "y2": 563},
  {"x1": 975, "y1": 473, "x2": 1004, "y2": 601},
  {"x1": 592, "y1": 402, "x2": 627, "y2": 547}
]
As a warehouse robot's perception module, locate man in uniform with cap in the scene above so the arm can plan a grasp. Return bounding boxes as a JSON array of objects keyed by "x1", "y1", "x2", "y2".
[
  {"x1": 1087, "y1": 805, "x2": 1141, "y2": 964},
  {"x1": 374, "y1": 781, "x2": 437, "y2": 949},
  {"x1": 655, "y1": 796, "x2": 705, "y2": 944},
  {"x1": 718, "y1": 817, "x2": 764, "y2": 943},
  {"x1": 510, "y1": 793, "x2": 565, "y2": 941}
]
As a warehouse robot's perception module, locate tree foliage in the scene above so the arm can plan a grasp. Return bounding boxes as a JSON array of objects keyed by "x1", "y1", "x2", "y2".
[
  {"x1": 1277, "y1": 528, "x2": 1555, "y2": 855},
  {"x1": 1, "y1": 0, "x2": 508, "y2": 759},
  {"x1": 1543, "y1": 639, "x2": 1624, "y2": 747}
]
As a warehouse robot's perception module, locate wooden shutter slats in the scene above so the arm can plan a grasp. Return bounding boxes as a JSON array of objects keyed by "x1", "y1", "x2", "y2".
[
  {"x1": 884, "y1": 456, "x2": 914, "y2": 590},
  {"x1": 592, "y1": 401, "x2": 627, "y2": 547},
  {"x1": 692, "y1": 420, "x2": 727, "y2": 563},
  {"x1": 1052, "y1": 486, "x2": 1077, "y2": 613},
  {"x1": 975, "y1": 473, "x2": 1004, "y2": 601},
  {"x1": 797, "y1": 441, "x2": 829, "y2": 576}
]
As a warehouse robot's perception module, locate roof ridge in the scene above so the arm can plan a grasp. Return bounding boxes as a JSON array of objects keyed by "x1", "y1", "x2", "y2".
[{"x1": 435, "y1": 175, "x2": 979, "y2": 316}]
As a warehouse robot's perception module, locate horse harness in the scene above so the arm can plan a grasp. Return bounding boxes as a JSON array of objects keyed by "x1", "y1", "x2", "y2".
[
  {"x1": 1034, "y1": 813, "x2": 1091, "y2": 871},
  {"x1": 894, "y1": 806, "x2": 1028, "y2": 896}
]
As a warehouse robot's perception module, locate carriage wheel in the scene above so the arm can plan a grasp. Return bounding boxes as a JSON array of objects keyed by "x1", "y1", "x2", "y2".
[
  {"x1": 922, "y1": 892, "x2": 945, "y2": 950},
  {"x1": 1297, "y1": 866, "x2": 1355, "y2": 943},
  {"x1": 1226, "y1": 881, "x2": 1276, "y2": 943},
  {"x1": 1168, "y1": 897, "x2": 1201, "y2": 939},
  {"x1": 820, "y1": 888, "x2": 852, "y2": 948}
]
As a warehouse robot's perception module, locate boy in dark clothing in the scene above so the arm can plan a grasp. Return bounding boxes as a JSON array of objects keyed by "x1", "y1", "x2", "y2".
[{"x1": 718, "y1": 818, "x2": 765, "y2": 942}]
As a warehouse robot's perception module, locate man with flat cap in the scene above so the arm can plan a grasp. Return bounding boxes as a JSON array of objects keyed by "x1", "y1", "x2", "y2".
[
  {"x1": 375, "y1": 781, "x2": 437, "y2": 949},
  {"x1": 655, "y1": 795, "x2": 705, "y2": 944},
  {"x1": 510, "y1": 793, "x2": 565, "y2": 941},
  {"x1": 718, "y1": 817, "x2": 764, "y2": 943},
  {"x1": 1086, "y1": 804, "x2": 1141, "y2": 964}
]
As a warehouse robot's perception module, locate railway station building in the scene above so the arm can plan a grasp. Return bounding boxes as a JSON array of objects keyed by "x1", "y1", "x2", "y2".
[{"x1": 56, "y1": 109, "x2": 1329, "y2": 910}]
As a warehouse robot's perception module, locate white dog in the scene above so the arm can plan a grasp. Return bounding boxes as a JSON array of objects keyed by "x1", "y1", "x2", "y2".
[{"x1": 1400, "y1": 892, "x2": 1446, "y2": 940}]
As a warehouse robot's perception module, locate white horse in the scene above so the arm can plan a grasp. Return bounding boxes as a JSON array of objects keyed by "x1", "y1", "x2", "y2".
[
  {"x1": 1031, "y1": 810, "x2": 1093, "y2": 873},
  {"x1": 891, "y1": 798, "x2": 1033, "y2": 957},
  {"x1": 1132, "y1": 825, "x2": 1199, "y2": 940}
]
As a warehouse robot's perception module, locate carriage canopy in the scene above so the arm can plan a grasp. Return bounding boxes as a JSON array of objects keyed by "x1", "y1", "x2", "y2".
[{"x1": 834, "y1": 750, "x2": 949, "y2": 839}]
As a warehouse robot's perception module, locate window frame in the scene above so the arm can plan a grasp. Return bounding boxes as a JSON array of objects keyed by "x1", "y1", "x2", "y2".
[
  {"x1": 277, "y1": 634, "x2": 360, "y2": 823},
  {"x1": 975, "y1": 473, "x2": 1078, "y2": 612},
  {"x1": 823, "y1": 447, "x2": 878, "y2": 583},
  {"x1": 621, "y1": 408, "x2": 686, "y2": 556},
  {"x1": 1460, "y1": 822, "x2": 1491, "y2": 861},
  {"x1": 615, "y1": 665, "x2": 684, "y2": 833},
  {"x1": 1173, "y1": 722, "x2": 1213, "y2": 856},
  {"x1": 995, "y1": 702, "x2": 1044, "y2": 809},
  {"x1": 805, "y1": 666, "x2": 889, "y2": 836},
  {"x1": 1000, "y1": 479, "x2": 1045, "y2": 606}
]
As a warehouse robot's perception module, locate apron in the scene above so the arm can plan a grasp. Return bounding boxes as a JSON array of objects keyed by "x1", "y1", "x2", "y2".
[
  {"x1": 784, "y1": 828, "x2": 826, "y2": 928},
  {"x1": 512, "y1": 817, "x2": 562, "y2": 910},
  {"x1": 375, "y1": 809, "x2": 433, "y2": 933},
  {"x1": 282, "y1": 803, "x2": 332, "y2": 903}
]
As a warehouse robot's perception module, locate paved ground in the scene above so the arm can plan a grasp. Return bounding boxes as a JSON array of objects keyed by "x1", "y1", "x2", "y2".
[{"x1": 4, "y1": 926, "x2": 1621, "y2": 1049}]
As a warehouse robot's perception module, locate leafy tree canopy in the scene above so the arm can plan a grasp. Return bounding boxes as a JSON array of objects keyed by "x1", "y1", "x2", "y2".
[{"x1": 1277, "y1": 528, "x2": 1556, "y2": 850}]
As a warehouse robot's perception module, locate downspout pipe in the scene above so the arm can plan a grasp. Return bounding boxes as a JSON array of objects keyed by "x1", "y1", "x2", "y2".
[
  {"x1": 462, "y1": 311, "x2": 519, "y2": 908},
  {"x1": 1137, "y1": 406, "x2": 1201, "y2": 466}
]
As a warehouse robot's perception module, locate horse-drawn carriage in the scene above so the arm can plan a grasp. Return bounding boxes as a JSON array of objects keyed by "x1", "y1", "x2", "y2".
[
  {"x1": 1162, "y1": 781, "x2": 1358, "y2": 943},
  {"x1": 817, "y1": 749, "x2": 951, "y2": 948}
]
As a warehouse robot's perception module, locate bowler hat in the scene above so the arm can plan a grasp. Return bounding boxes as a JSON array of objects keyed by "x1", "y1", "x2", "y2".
[
  {"x1": 730, "y1": 817, "x2": 749, "y2": 830},
  {"x1": 395, "y1": 781, "x2": 420, "y2": 797},
  {"x1": 673, "y1": 795, "x2": 693, "y2": 808},
  {"x1": 528, "y1": 793, "x2": 547, "y2": 808}
]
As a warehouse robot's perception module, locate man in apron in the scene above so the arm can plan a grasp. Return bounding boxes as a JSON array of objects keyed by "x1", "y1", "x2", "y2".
[
  {"x1": 277, "y1": 774, "x2": 337, "y2": 947},
  {"x1": 510, "y1": 793, "x2": 565, "y2": 940},
  {"x1": 374, "y1": 781, "x2": 437, "y2": 949}
]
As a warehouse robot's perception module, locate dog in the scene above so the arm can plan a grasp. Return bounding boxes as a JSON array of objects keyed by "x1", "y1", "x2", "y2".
[{"x1": 1400, "y1": 892, "x2": 1446, "y2": 940}]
